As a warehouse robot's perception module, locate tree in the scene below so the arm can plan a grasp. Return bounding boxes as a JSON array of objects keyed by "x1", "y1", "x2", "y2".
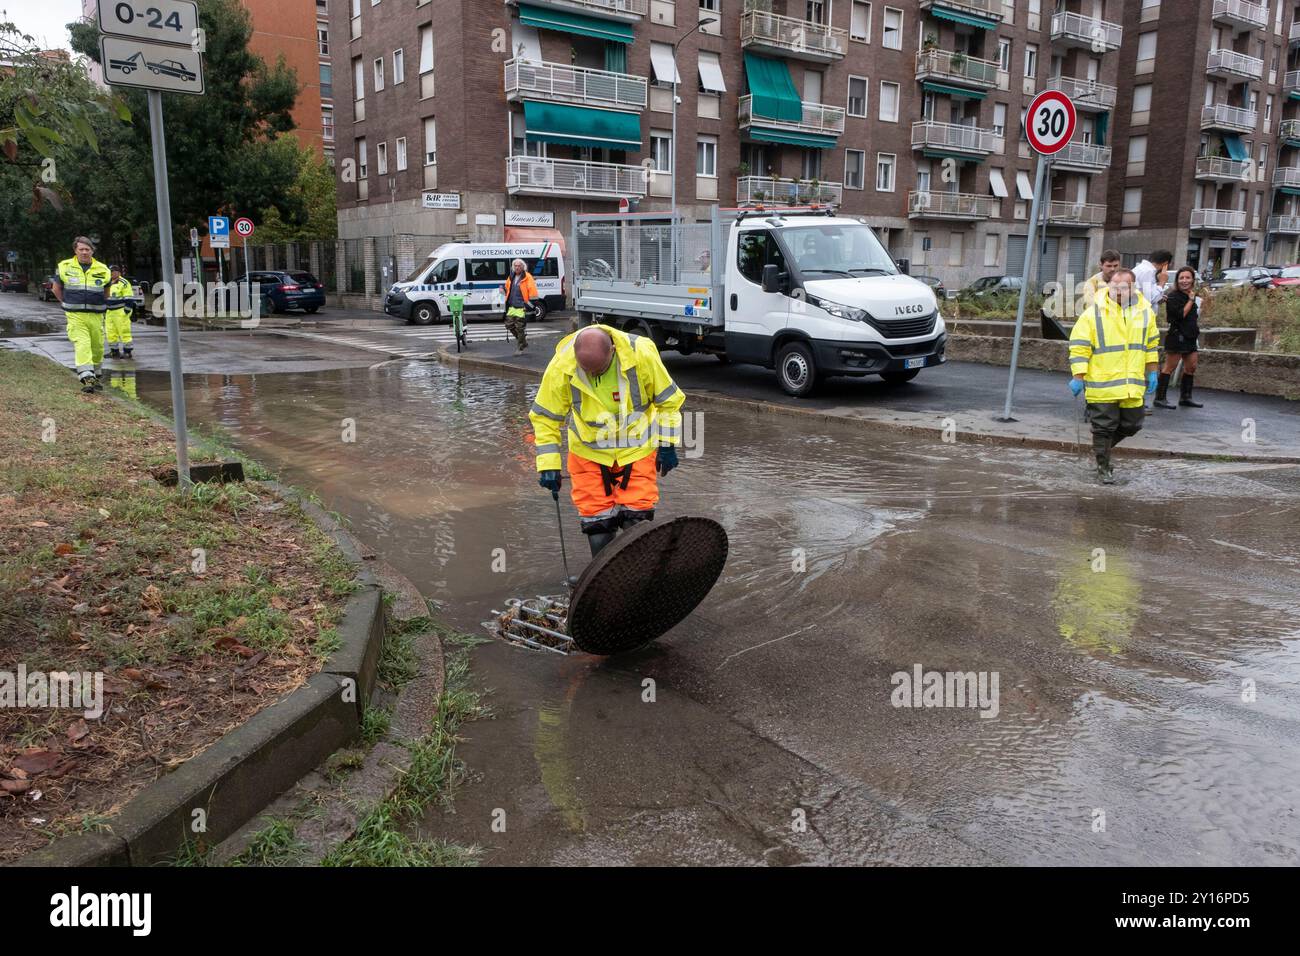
[{"x1": 254, "y1": 136, "x2": 337, "y2": 244}]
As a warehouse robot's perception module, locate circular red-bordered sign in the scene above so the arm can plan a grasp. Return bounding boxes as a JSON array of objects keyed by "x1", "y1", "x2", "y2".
[
  {"x1": 234, "y1": 217, "x2": 255, "y2": 238},
  {"x1": 1025, "y1": 90, "x2": 1077, "y2": 156}
]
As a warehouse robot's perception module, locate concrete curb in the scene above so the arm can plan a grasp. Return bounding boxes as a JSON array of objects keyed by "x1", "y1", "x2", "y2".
[{"x1": 437, "y1": 346, "x2": 1300, "y2": 466}]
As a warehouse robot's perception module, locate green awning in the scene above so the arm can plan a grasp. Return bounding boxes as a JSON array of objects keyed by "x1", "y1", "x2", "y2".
[
  {"x1": 518, "y1": 3, "x2": 634, "y2": 43},
  {"x1": 748, "y1": 127, "x2": 838, "y2": 149},
  {"x1": 1281, "y1": 187, "x2": 1300, "y2": 196},
  {"x1": 1290, "y1": 91, "x2": 1300, "y2": 102},
  {"x1": 921, "y1": 81, "x2": 986, "y2": 100},
  {"x1": 922, "y1": 149, "x2": 982, "y2": 163},
  {"x1": 743, "y1": 53, "x2": 802, "y2": 123},
  {"x1": 930, "y1": 5, "x2": 999, "y2": 29},
  {"x1": 1223, "y1": 133, "x2": 1248, "y2": 161},
  {"x1": 522, "y1": 101, "x2": 641, "y2": 150}
]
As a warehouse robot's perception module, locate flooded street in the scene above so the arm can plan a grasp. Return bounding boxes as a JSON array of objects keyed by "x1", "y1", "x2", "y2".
[{"x1": 131, "y1": 360, "x2": 1300, "y2": 866}]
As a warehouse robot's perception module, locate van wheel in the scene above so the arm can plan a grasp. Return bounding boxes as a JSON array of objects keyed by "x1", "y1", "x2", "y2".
[
  {"x1": 776, "y1": 341, "x2": 818, "y2": 397},
  {"x1": 529, "y1": 301, "x2": 548, "y2": 323},
  {"x1": 880, "y1": 369, "x2": 920, "y2": 385},
  {"x1": 412, "y1": 302, "x2": 439, "y2": 325}
]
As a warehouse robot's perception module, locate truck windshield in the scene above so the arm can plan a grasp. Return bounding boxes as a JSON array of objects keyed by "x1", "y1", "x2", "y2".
[{"x1": 780, "y1": 224, "x2": 897, "y2": 278}]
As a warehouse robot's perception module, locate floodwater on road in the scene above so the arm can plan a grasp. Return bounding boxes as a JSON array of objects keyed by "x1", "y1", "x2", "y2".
[{"x1": 132, "y1": 360, "x2": 1300, "y2": 866}]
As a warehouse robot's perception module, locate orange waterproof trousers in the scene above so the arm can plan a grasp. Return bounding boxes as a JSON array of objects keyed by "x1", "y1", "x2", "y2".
[{"x1": 568, "y1": 452, "x2": 658, "y2": 533}]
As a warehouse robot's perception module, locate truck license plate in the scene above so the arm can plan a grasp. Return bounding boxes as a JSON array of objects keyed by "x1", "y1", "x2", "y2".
[{"x1": 905, "y1": 357, "x2": 926, "y2": 369}]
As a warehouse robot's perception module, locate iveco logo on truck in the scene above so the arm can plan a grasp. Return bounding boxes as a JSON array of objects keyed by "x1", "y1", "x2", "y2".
[{"x1": 895, "y1": 303, "x2": 927, "y2": 316}]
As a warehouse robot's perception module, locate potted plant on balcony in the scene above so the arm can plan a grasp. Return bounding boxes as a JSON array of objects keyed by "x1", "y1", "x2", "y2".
[
  {"x1": 738, "y1": 161, "x2": 751, "y2": 178},
  {"x1": 950, "y1": 51, "x2": 968, "y2": 75},
  {"x1": 923, "y1": 34, "x2": 938, "y2": 51}
]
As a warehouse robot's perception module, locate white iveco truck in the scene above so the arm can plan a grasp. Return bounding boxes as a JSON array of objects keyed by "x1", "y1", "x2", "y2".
[{"x1": 571, "y1": 207, "x2": 946, "y2": 397}]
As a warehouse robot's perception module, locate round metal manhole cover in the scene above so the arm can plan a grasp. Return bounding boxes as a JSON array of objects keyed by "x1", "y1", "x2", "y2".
[{"x1": 567, "y1": 516, "x2": 728, "y2": 656}]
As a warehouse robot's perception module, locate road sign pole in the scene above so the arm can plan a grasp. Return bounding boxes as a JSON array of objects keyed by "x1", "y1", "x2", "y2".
[
  {"x1": 147, "y1": 89, "x2": 191, "y2": 488},
  {"x1": 999, "y1": 153, "x2": 1048, "y2": 423}
]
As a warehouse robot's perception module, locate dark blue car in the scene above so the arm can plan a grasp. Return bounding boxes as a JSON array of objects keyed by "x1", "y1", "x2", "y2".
[{"x1": 244, "y1": 271, "x2": 326, "y2": 314}]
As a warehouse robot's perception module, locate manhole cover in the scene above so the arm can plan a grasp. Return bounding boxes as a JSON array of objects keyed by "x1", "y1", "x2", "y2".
[
  {"x1": 264, "y1": 355, "x2": 326, "y2": 362},
  {"x1": 567, "y1": 516, "x2": 728, "y2": 655}
]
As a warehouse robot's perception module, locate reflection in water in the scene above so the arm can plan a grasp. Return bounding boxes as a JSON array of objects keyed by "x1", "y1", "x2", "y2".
[{"x1": 1052, "y1": 551, "x2": 1141, "y2": 656}]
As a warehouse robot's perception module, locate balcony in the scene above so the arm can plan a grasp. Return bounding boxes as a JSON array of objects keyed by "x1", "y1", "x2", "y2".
[
  {"x1": 1051, "y1": 141, "x2": 1111, "y2": 173},
  {"x1": 911, "y1": 120, "x2": 998, "y2": 157},
  {"x1": 1190, "y1": 208, "x2": 1247, "y2": 231},
  {"x1": 918, "y1": 0, "x2": 1003, "y2": 27},
  {"x1": 503, "y1": 0, "x2": 646, "y2": 22},
  {"x1": 740, "y1": 9, "x2": 847, "y2": 63},
  {"x1": 1050, "y1": 11, "x2": 1122, "y2": 52},
  {"x1": 1273, "y1": 166, "x2": 1300, "y2": 188},
  {"x1": 1196, "y1": 155, "x2": 1253, "y2": 181},
  {"x1": 1291, "y1": 21, "x2": 1300, "y2": 43},
  {"x1": 1043, "y1": 75, "x2": 1116, "y2": 112},
  {"x1": 1269, "y1": 214, "x2": 1300, "y2": 233},
  {"x1": 1206, "y1": 48, "x2": 1264, "y2": 80},
  {"x1": 1046, "y1": 201, "x2": 1106, "y2": 227},
  {"x1": 907, "y1": 190, "x2": 997, "y2": 220},
  {"x1": 1284, "y1": 70, "x2": 1300, "y2": 94},
  {"x1": 1281, "y1": 119, "x2": 1300, "y2": 144},
  {"x1": 504, "y1": 59, "x2": 646, "y2": 110},
  {"x1": 506, "y1": 155, "x2": 647, "y2": 199},
  {"x1": 1200, "y1": 103, "x2": 1258, "y2": 133},
  {"x1": 915, "y1": 49, "x2": 1000, "y2": 91},
  {"x1": 739, "y1": 95, "x2": 846, "y2": 138},
  {"x1": 737, "y1": 176, "x2": 843, "y2": 206},
  {"x1": 1212, "y1": 0, "x2": 1269, "y2": 31}
]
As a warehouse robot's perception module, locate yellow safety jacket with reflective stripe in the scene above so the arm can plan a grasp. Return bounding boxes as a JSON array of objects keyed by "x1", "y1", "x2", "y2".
[
  {"x1": 105, "y1": 278, "x2": 134, "y2": 322},
  {"x1": 56, "y1": 257, "x2": 113, "y2": 318},
  {"x1": 529, "y1": 324, "x2": 686, "y2": 472},
  {"x1": 1068, "y1": 291, "x2": 1160, "y2": 404}
]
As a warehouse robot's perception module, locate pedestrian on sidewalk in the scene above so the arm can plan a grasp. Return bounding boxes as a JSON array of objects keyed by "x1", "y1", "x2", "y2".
[
  {"x1": 104, "y1": 265, "x2": 135, "y2": 360},
  {"x1": 502, "y1": 257, "x2": 538, "y2": 352},
  {"x1": 1068, "y1": 268, "x2": 1160, "y2": 485},
  {"x1": 52, "y1": 236, "x2": 111, "y2": 393},
  {"x1": 1153, "y1": 266, "x2": 1204, "y2": 410}
]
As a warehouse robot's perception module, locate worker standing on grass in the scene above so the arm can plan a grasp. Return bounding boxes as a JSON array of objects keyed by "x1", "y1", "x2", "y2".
[
  {"x1": 104, "y1": 265, "x2": 135, "y2": 360},
  {"x1": 52, "y1": 236, "x2": 111, "y2": 393},
  {"x1": 502, "y1": 257, "x2": 538, "y2": 352},
  {"x1": 530, "y1": 325, "x2": 685, "y2": 561},
  {"x1": 1068, "y1": 268, "x2": 1160, "y2": 485}
]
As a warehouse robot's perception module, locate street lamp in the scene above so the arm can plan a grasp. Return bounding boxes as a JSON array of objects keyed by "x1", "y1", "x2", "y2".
[{"x1": 670, "y1": 16, "x2": 716, "y2": 282}]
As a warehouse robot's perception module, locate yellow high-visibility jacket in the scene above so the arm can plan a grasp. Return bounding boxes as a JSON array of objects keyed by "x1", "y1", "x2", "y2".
[
  {"x1": 529, "y1": 324, "x2": 685, "y2": 472},
  {"x1": 105, "y1": 277, "x2": 134, "y2": 322},
  {"x1": 56, "y1": 256, "x2": 112, "y2": 320},
  {"x1": 1068, "y1": 291, "x2": 1160, "y2": 404}
]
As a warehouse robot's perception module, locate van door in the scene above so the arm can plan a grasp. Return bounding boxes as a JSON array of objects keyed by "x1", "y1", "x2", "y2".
[
  {"x1": 728, "y1": 229, "x2": 790, "y2": 364},
  {"x1": 465, "y1": 256, "x2": 508, "y2": 313}
]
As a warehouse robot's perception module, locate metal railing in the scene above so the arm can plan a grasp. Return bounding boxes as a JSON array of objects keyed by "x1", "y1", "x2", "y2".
[
  {"x1": 737, "y1": 176, "x2": 843, "y2": 206},
  {"x1": 1046, "y1": 201, "x2": 1106, "y2": 226},
  {"x1": 1284, "y1": 70, "x2": 1300, "y2": 93},
  {"x1": 1052, "y1": 141, "x2": 1111, "y2": 170},
  {"x1": 506, "y1": 155, "x2": 647, "y2": 198},
  {"x1": 1043, "y1": 74, "x2": 1116, "y2": 110},
  {"x1": 1191, "y1": 208, "x2": 1247, "y2": 230},
  {"x1": 1268, "y1": 214, "x2": 1300, "y2": 233},
  {"x1": 1212, "y1": 0, "x2": 1269, "y2": 30},
  {"x1": 573, "y1": 218, "x2": 716, "y2": 286},
  {"x1": 1281, "y1": 118, "x2": 1300, "y2": 142},
  {"x1": 915, "y1": 49, "x2": 1000, "y2": 88},
  {"x1": 1050, "y1": 11, "x2": 1122, "y2": 49},
  {"x1": 504, "y1": 58, "x2": 646, "y2": 109},
  {"x1": 1273, "y1": 166, "x2": 1300, "y2": 187},
  {"x1": 910, "y1": 120, "x2": 998, "y2": 154},
  {"x1": 510, "y1": 0, "x2": 648, "y2": 17},
  {"x1": 1207, "y1": 48, "x2": 1265, "y2": 79},
  {"x1": 919, "y1": 0, "x2": 1003, "y2": 20},
  {"x1": 1196, "y1": 155, "x2": 1253, "y2": 180},
  {"x1": 907, "y1": 190, "x2": 997, "y2": 218},
  {"x1": 740, "y1": 8, "x2": 847, "y2": 58},
  {"x1": 739, "y1": 94, "x2": 846, "y2": 136},
  {"x1": 1200, "y1": 103, "x2": 1258, "y2": 131}
]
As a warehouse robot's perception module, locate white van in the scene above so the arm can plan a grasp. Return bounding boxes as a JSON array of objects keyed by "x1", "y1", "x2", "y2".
[{"x1": 384, "y1": 241, "x2": 565, "y2": 325}]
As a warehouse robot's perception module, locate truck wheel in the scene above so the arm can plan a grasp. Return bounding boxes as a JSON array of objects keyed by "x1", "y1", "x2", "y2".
[
  {"x1": 880, "y1": 369, "x2": 920, "y2": 385},
  {"x1": 776, "y1": 341, "x2": 818, "y2": 397},
  {"x1": 626, "y1": 318, "x2": 666, "y2": 351},
  {"x1": 412, "y1": 302, "x2": 439, "y2": 325}
]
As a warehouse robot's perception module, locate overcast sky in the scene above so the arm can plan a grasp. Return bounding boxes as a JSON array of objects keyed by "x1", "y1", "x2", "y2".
[{"x1": 4, "y1": 0, "x2": 85, "y2": 52}]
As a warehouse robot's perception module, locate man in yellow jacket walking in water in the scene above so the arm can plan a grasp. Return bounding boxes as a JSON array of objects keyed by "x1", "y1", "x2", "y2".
[
  {"x1": 104, "y1": 265, "x2": 135, "y2": 360},
  {"x1": 1068, "y1": 267, "x2": 1160, "y2": 485},
  {"x1": 53, "y1": 236, "x2": 112, "y2": 393}
]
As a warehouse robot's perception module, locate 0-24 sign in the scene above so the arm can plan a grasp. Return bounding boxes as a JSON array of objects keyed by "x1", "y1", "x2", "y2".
[
  {"x1": 99, "y1": 0, "x2": 199, "y2": 46},
  {"x1": 1024, "y1": 90, "x2": 1077, "y2": 156}
]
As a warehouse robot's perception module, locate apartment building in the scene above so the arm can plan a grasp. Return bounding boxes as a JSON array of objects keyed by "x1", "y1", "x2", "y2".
[
  {"x1": 332, "y1": 0, "x2": 1124, "y2": 289},
  {"x1": 318, "y1": 0, "x2": 337, "y2": 162},
  {"x1": 1105, "y1": 0, "x2": 1299, "y2": 273}
]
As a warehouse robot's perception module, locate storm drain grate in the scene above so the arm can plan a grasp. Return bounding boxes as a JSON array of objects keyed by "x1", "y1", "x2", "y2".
[{"x1": 486, "y1": 595, "x2": 575, "y2": 655}]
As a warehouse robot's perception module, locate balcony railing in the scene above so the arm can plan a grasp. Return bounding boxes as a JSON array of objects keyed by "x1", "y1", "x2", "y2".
[
  {"x1": 1196, "y1": 155, "x2": 1252, "y2": 181},
  {"x1": 1052, "y1": 141, "x2": 1111, "y2": 171},
  {"x1": 737, "y1": 176, "x2": 843, "y2": 206},
  {"x1": 504, "y1": 58, "x2": 646, "y2": 109},
  {"x1": 1291, "y1": 21, "x2": 1300, "y2": 42},
  {"x1": 506, "y1": 155, "x2": 647, "y2": 199},
  {"x1": 1190, "y1": 208, "x2": 1247, "y2": 230},
  {"x1": 1206, "y1": 47, "x2": 1265, "y2": 79},
  {"x1": 1046, "y1": 201, "x2": 1106, "y2": 226},
  {"x1": 1284, "y1": 70, "x2": 1300, "y2": 94},
  {"x1": 1043, "y1": 75, "x2": 1116, "y2": 111},
  {"x1": 1200, "y1": 103, "x2": 1258, "y2": 132},
  {"x1": 740, "y1": 9, "x2": 847, "y2": 61},
  {"x1": 504, "y1": 0, "x2": 648, "y2": 20},
  {"x1": 910, "y1": 120, "x2": 998, "y2": 155},
  {"x1": 739, "y1": 95, "x2": 846, "y2": 137},
  {"x1": 915, "y1": 49, "x2": 1000, "y2": 89},
  {"x1": 1212, "y1": 0, "x2": 1269, "y2": 30},
  {"x1": 919, "y1": 0, "x2": 1003, "y2": 24},
  {"x1": 1050, "y1": 11, "x2": 1122, "y2": 51},
  {"x1": 1281, "y1": 118, "x2": 1300, "y2": 142},
  {"x1": 1268, "y1": 214, "x2": 1300, "y2": 233},
  {"x1": 1273, "y1": 166, "x2": 1300, "y2": 187},
  {"x1": 907, "y1": 190, "x2": 997, "y2": 219}
]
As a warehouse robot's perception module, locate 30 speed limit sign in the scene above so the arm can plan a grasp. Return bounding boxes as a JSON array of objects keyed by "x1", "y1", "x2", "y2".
[
  {"x1": 1024, "y1": 90, "x2": 1077, "y2": 156},
  {"x1": 234, "y1": 217, "x2": 255, "y2": 239}
]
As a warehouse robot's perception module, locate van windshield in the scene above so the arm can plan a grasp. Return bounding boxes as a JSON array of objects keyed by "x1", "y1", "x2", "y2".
[
  {"x1": 780, "y1": 224, "x2": 897, "y2": 278},
  {"x1": 403, "y1": 260, "x2": 433, "y2": 283}
]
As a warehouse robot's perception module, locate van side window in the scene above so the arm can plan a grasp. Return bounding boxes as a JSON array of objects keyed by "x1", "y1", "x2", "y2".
[
  {"x1": 430, "y1": 258, "x2": 459, "y2": 283},
  {"x1": 530, "y1": 257, "x2": 557, "y2": 278},
  {"x1": 737, "y1": 231, "x2": 786, "y2": 285}
]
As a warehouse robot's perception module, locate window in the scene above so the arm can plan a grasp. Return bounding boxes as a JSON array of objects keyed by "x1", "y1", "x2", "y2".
[
  {"x1": 318, "y1": 27, "x2": 328, "y2": 56},
  {"x1": 879, "y1": 81, "x2": 899, "y2": 122},
  {"x1": 423, "y1": 117, "x2": 436, "y2": 166},
  {"x1": 650, "y1": 42, "x2": 681, "y2": 85},
  {"x1": 1132, "y1": 84, "x2": 1152, "y2": 115},
  {"x1": 651, "y1": 131, "x2": 672, "y2": 172},
  {"x1": 1259, "y1": 143, "x2": 1267, "y2": 179},
  {"x1": 998, "y1": 37, "x2": 1011, "y2": 73},
  {"x1": 373, "y1": 57, "x2": 384, "y2": 91},
  {"x1": 393, "y1": 49, "x2": 404, "y2": 84},
  {"x1": 356, "y1": 137, "x2": 367, "y2": 178},
  {"x1": 984, "y1": 233, "x2": 999, "y2": 268},
  {"x1": 851, "y1": 1, "x2": 871, "y2": 42},
  {"x1": 376, "y1": 141, "x2": 387, "y2": 175},
  {"x1": 467, "y1": 259, "x2": 510, "y2": 282},
  {"x1": 876, "y1": 152, "x2": 895, "y2": 192},
  {"x1": 801, "y1": 149, "x2": 822, "y2": 180},
  {"x1": 916, "y1": 160, "x2": 931, "y2": 192},
  {"x1": 1266, "y1": 93, "x2": 1273, "y2": 122},
  {"x1": 1024, "y1": 43, "x2": 1037, "y2": 79},
  {"x1": 419, "y1": 26, "x2": 434, "y2": 74},
  {"x1": 1128, "y1": 134, "x2": 1148, "y2": 169},
  {"x1": 698, "y1": 51, "x2": 725, "y2": 93},
  {"x1": 429, "y1": 259, "x2": 458, "y2": 284},
  {"x1": 322, "y1": 107, "x2": 334, "y2": 143},
  {"x1": 1137, "y1": 32, "x2": 1157, "y2": 61},
  {"x1": 1124, "y1": 187, "x2": 1142, "y2": 214},
  {"x1": 988, "y1": 167, "x2": 1007, "y2": 197},
  {"x1": 700, "y1": 0, "x2": 719, "y2": 9},
  {"x1": 737, "y1": 231, "x2": 787, "y2": 285},
  {"x1": 697, "y1": 135, "x2": 717, "y2": 177},
  {"x1": 847, "y1": 76, "x2": 867, "y2": 117},
  {"x1": 882, "y1": 7, "x2": 902, "y2": 50},
  {"x1": 352, "y1": 56, "x2": 363, "y2": 100},
  {"x1": 320, "y1": 63, "x2": 332, "y2": 98},
  {"x1": 845, "y1": 149, "x2": 865, "y2": 189},
  {"x1": 993, "y1": 102, "x2": 1007, "y2": 137},
  {"x1": 396, "y1": 136, "x2": 407, "y2": 170}
]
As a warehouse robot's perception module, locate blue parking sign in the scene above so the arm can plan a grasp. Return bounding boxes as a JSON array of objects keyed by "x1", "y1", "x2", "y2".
[{"x1": 208, "y1": 216, "x2": 229, "y2": 236}]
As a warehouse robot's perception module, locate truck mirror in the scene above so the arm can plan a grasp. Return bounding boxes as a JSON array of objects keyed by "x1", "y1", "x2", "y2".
[{"x1": 761, "y1": 263, "x2": 782, "y2": 294}]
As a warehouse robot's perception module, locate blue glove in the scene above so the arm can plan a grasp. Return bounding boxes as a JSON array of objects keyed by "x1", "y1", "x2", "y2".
[
  {"x1": 1069, "y1": 378, "x2": 1084, "y2": 397},
  {"x1": 1146, "y1": 371, "x2": 1158, "y2": 395},
  {"x1": 538, "y1": 470, "x2": 561, "y2": 500},
  {"x1": 656, "y1": 445, "x2": 678, "y2": 476}
]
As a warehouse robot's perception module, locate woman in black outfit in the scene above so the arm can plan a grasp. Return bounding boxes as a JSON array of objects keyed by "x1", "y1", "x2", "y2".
[{"x1": 1153, "y1": 266, "x2": 1204, "y2": 409}]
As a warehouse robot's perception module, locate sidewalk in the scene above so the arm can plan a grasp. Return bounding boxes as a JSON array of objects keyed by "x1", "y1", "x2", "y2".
[{"x1": 443, "y1": 337, "x2": 1300, "y2": 463}]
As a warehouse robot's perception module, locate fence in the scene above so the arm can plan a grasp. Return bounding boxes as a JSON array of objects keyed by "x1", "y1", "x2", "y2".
[
  {"x1": 243, "y1": 235, "x2": 450, "y2": 303},
  {"x1": 573, "y1": 220, "x2": 717, "y2": 286}
]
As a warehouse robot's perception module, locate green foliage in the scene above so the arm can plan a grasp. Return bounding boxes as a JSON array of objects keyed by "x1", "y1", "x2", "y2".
[{"x1": 253, "y1": 137, "x2": 337, "y2": 243}]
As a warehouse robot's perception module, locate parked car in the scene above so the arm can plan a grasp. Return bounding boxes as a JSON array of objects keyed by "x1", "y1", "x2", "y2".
[
  {"x1": 38, "y1": 275, "x2": 58, "y2": 300},
  {"x1": 1, "y1": 272, "x2": 29, "y2": 292},
  {"x1": 1271, "y1": 265, "x2": 1300, "y2": 288},
  {"x1": 912, "y1": 274, "x2": 948, "y2": 301},
  {"x1": 124, "y1": 278, "x2": 147, "y2": 309},
  {"x1": 1209, "y1": 266, "x2": 1274, "y2": 291},
  {"x1": 240, "y1": 271, "x2": 326, "y2": 314}
]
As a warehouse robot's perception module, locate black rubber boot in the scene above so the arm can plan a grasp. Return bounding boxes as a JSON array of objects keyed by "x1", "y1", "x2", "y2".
[
  {"x1": 79, "y1": 375, "x2": 97, "y2": 394},
  {"x1": 108, "y1": 347, "x2": 121, "y2": 359},
  {"x1": 1093, "y1": 435, "x2": 1114, "y2": 485},
  {"x1": 123, "y1": 347, "x2": 133, "y2": 358},
  {"x1": 1179, "y1": 374, "x2": 1203, "y2": 408},
  {"x1": 1153, "y1": 373, "x2": 1175, "y2": 409},
  {"x1": 587, "y1": 531, "x2": 616, "y2": 557}
]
